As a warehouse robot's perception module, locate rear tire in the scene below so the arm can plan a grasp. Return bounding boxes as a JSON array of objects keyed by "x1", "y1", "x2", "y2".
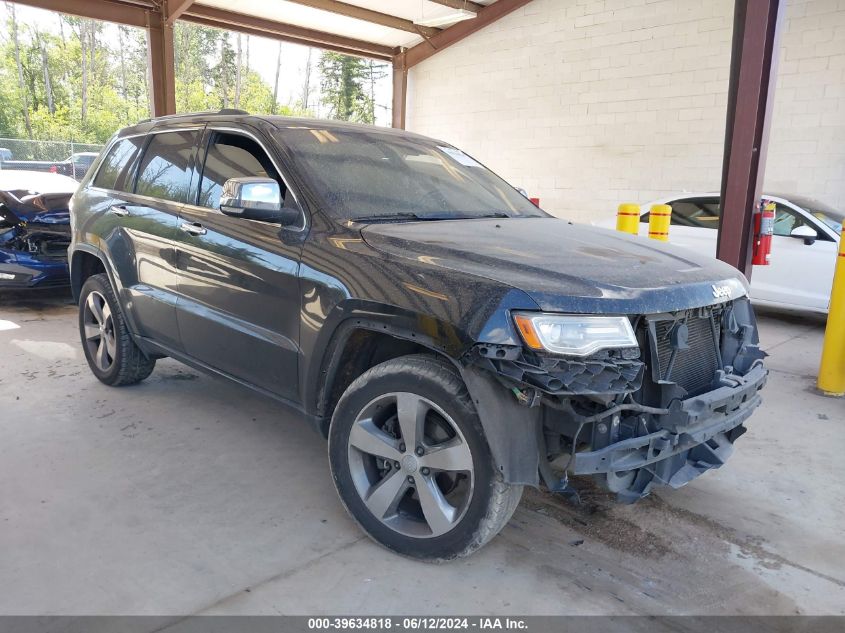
[
  {"x1": 328, "y1": 354, "x2": 522, "y2": 561},
  {"x1": 78, "y1": 273, "x2": 155, "y2": 386}
]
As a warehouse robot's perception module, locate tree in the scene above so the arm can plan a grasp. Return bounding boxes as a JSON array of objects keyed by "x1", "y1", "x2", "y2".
[
  {"x1": 8, "y1": 3, "x2": 32, "y2": 137},
  {"x1": 364, "y1": 60, "x2": 388, "y2": 124},
  {"x1": 318, "y1": 51, "x2": 372, "y2": 123},
  {"x1": 299, "y1": 47, "x2": 313, "y2": 113},
  {"x1": 34, "y1": 29, "x2": 54, "y2": 114},
  {"x1": 0, "y1": 12, "x2": 389, "y2": 150},
  {"x1": 234, "y1": 33, "x2": 242, "y2": 109},
  {"x1": 174, "y1": 22, "x2": 222, "y2": 112},
  {"x1": 272, "y1": 41, "x2": 282, "y2": 115},
  {"x1": 215, "y1": 34, "x2": 236, "y2": 109}
]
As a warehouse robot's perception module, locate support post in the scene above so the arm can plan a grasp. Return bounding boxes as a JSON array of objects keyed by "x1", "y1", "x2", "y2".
[
  {"x1": 818, "y1": 238, "x2": 845, "y2": 397},
  {"x1": 616, "y1": 203, "x2": 640, "y2": 236},
  {"x1": 146, "y1": 8, "x2": 176, "y2": 117},
  {"x1": 392, "y1": 49, "x2": 408, "y2": 130},
  {"x1": 648, "y1": 204, "x2": 672, "y2": 242},
  {"x1": 716, "y1": 0, "x2": 784, "y2": 278}
]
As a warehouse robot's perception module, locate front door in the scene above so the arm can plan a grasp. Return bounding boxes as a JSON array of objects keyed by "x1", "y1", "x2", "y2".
[
  {"x1": 173, "y1": 128, "x2": 304, "y2": 401},
  {"x1": 751, "y1": 202, "x2": 837, "y2": 311}
]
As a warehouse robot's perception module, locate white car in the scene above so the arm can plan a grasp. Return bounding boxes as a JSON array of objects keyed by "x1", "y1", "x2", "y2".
[
  {"x1": 598, "y1": 193, "x2": 843, "y2": 314},
  {"x1": 0, "y1": 169, "x2": 80, "y2": 194}
]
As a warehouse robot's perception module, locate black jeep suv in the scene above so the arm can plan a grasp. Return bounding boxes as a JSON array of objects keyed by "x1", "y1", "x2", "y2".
[{"x1": 69, "y1": 111, "x2": 766, "y2": 560}]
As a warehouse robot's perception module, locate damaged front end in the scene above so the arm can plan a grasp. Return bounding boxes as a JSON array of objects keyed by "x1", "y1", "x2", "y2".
[
  {"x1": 0, "y1": 195, "x2": 71, "y2": 288},
  {"x1": 464, "y1": 297, "x2": 766, "y2": 502}
]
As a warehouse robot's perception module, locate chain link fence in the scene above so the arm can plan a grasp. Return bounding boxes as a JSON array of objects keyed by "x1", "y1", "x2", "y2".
[{"x1": 0, "y1": 138, "x2": 104, "y2": 180}]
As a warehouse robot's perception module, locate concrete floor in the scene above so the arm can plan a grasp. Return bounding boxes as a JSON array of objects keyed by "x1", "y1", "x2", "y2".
[{"x1": 0, "y1": 290, "x2": 843, "y2": 616}]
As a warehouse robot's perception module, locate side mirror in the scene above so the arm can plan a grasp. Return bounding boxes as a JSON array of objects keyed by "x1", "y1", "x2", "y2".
[
  {"x1": 220, "y1": 177, "x2": 300, "y2": 225},
  {"x1": 790, "y1": 224, "x2": 817, "y2": 245}
]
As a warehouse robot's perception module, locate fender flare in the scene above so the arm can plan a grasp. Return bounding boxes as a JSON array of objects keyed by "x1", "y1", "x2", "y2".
[
  {"x1": 309, "y1": 314, "x2": 455, "y2": 425},
  {"x1": 69, "y1": 244, "x2": 142, "y2": 336}
]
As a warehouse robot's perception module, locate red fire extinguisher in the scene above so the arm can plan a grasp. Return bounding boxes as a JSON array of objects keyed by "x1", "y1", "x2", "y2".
[{"x1": 752, "y1": 201, "x2": 775, "y2": 266}]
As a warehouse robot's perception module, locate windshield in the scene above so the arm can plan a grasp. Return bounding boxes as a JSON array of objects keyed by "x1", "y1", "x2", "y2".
[
  {"x1": 812, "y1": 210, "x2": 843, "y2": 235},
  {"x1": 273, "y1": 125, "x2": 545, "y2": 221},
  {"x1": 787, "y1": 196, "x2": 843, "y2": 235}
]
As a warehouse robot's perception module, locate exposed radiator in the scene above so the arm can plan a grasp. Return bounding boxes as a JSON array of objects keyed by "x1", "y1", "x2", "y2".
[{"x1": 652, "y1": 311, "x2": 722, "y2": 396}]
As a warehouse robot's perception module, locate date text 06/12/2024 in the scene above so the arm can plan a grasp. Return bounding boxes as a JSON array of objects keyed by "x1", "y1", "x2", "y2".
[{"x1": 307, "y1": 618, "x2": 528, "y2": 630}]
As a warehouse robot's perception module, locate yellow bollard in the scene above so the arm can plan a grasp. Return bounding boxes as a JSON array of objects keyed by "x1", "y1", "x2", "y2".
[
  {"x1": 818, "y1": 237, "x2": 845, "y2": 397},
  {"x1": 616, "y1": 203, "x2": 641, "y2": 235},
  {"x1": 648, "y1": 204, "x2": 672, "y2": 242}
]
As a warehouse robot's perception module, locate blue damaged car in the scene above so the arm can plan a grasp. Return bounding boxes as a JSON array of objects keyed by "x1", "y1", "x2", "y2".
[{"x1": 0, "y1": 171, "x2": 78, "y2": 289}]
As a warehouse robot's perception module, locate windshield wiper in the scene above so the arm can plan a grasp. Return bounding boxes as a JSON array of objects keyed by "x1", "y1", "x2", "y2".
[
  {"x1": 350, "y1": 211, "x2": 518, "y2": 223},
  {"x1": 350, "y1": 212, "x2": 460, "y2": 223},
  {"x1": 470, "y1": 212, "x2": 511, "y2": 219}
]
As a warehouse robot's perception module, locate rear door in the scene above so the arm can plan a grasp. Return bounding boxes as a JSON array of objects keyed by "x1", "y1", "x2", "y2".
[
  {"x1": 173, "y1": 126, "x2": 305, "y2": 400},
  {"x1": 116, "y1": 126, "x2": 203, "y2": 350}
]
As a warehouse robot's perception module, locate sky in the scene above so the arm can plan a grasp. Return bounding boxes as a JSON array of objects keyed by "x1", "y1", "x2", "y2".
[{"x1": 0, "y1": 3, "x2": 394, "y2": 126}]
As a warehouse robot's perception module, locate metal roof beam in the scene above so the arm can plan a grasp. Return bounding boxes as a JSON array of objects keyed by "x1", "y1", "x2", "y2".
[
  {"x1": 181, "y1": 5, "x2": 394, "y2": 61},
  {"x1": 406, "y1": 0, "x2": 533, "y2": 68},
  {"x1": 5, "y1": 0, "x2": 151, "y2": 28},
  {"x1": 165, "y1": 0, "x2": 195, "y2": 25},
  {"x1": 284, "y1": 0, "x2": 440, "y2": 38},
  {"x1": 427, "y1": 0, "x2": 485, "y2": 12}
]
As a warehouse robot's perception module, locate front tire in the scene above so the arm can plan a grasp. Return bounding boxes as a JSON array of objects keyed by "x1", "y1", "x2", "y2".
[
  {"x1": 328, "y1": 354, "x2": 522, "y2": 561},
  {"x1": 78, "y1": 273, "x2": 155, "y2": 386}
]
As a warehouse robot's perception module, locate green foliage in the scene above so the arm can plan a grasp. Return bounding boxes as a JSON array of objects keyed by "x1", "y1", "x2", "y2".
[
  {"x1": 319, "y1": 51, "x2": 375, "y2": 124},
  {"x1": 0, "y1": 14, "x2": 386, "y2": 146}
]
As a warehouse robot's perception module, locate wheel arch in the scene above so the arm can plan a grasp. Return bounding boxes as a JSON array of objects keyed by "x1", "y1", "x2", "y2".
[
  {"x1": 312, "y1": 318, "x2": 452, "y2": 436},
  {"x1": 70, "y1": 247, "x2": 107, "y2": 303},
  {"x1": 312, "y1": 316, "x2": 542, "y2": 487},
  {"x1": 70, "y1": 244, "x2": 142, "y2": 338}
]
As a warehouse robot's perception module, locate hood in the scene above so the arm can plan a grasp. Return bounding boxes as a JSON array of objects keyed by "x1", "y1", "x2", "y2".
[
  {"x1": 0, "y1": 192, "x2": 71, "y2": 227},
  {"x1": 361, "y1": 218, "x2": 747, "y2": 314}
]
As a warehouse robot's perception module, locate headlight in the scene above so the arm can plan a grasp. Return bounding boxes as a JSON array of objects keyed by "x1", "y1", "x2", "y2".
[{"x1": 513, "y1": 313, "x2": 638, "y2": 356}]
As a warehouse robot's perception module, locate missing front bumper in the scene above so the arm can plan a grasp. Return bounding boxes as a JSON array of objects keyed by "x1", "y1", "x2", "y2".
[{"x1": 570, "y1": 362, "x2": 767, "y2": 502}]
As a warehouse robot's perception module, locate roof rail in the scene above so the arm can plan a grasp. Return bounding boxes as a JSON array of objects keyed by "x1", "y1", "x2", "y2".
[{"x1": 136, "y1": 109, "x2": 250, "y2": 125}]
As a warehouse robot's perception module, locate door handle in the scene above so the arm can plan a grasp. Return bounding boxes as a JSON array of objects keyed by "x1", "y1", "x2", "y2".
[
  {"x1": 109, "y1": 204, "x2": 129, "y2": 217},
  {"x1": 179, "y1": 221, "x2": 207, "y2": 236}
]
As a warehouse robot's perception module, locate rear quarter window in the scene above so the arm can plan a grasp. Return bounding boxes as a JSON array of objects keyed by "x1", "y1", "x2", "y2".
[
  {"x1": 92, "y1": 137, "x2": 144, "y2": 192},
  {"x1": 134, "y1": 130, "x2": 199, "y2": 203}
]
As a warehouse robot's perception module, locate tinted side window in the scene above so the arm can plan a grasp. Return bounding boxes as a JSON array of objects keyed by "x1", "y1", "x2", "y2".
[
  {"x1": 135, "y1": 130, "x2": 199, "y2": 203},
  {"x1": 197, "y1": 132, "x2": 284, "y2": 209},
  {"x1": 643, "y1": 198, "x2": 721, "y2": 229},
  {"x1": 92, "y1": 137, "x2": 144, "y2": 191},
  {"x1": 771, "y1": 202, "x2": 819, "y2": 237}
]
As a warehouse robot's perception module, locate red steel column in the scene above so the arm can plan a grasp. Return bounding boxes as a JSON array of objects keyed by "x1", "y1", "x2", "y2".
[
  {"x1": 146, "y1": 7, "x2": 177, "y2": 117},
  {"x1": 717, "y1": 0, "x2": 785, "y2": 278},
  {"x1": 392, "y1": 49, "x2": 408, "y2": 130}
]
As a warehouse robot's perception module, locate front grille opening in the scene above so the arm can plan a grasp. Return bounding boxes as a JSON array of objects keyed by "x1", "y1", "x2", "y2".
[{"x1": 652, "y1": 310, "x2": 722, "y2": 396}]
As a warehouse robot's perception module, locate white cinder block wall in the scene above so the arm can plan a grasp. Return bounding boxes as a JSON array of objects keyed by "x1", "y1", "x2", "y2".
[{"x1": 406, "y1": 0, "x2": 845, "y2": 222}]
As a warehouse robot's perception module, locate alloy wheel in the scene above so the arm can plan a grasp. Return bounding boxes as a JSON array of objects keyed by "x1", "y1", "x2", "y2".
[
  {"x1": 347, "y1": 392, "x2": 475, "y2": 538},
  {"x1": 82, "y1": 290, "x2": 117, "y2": 372}
]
